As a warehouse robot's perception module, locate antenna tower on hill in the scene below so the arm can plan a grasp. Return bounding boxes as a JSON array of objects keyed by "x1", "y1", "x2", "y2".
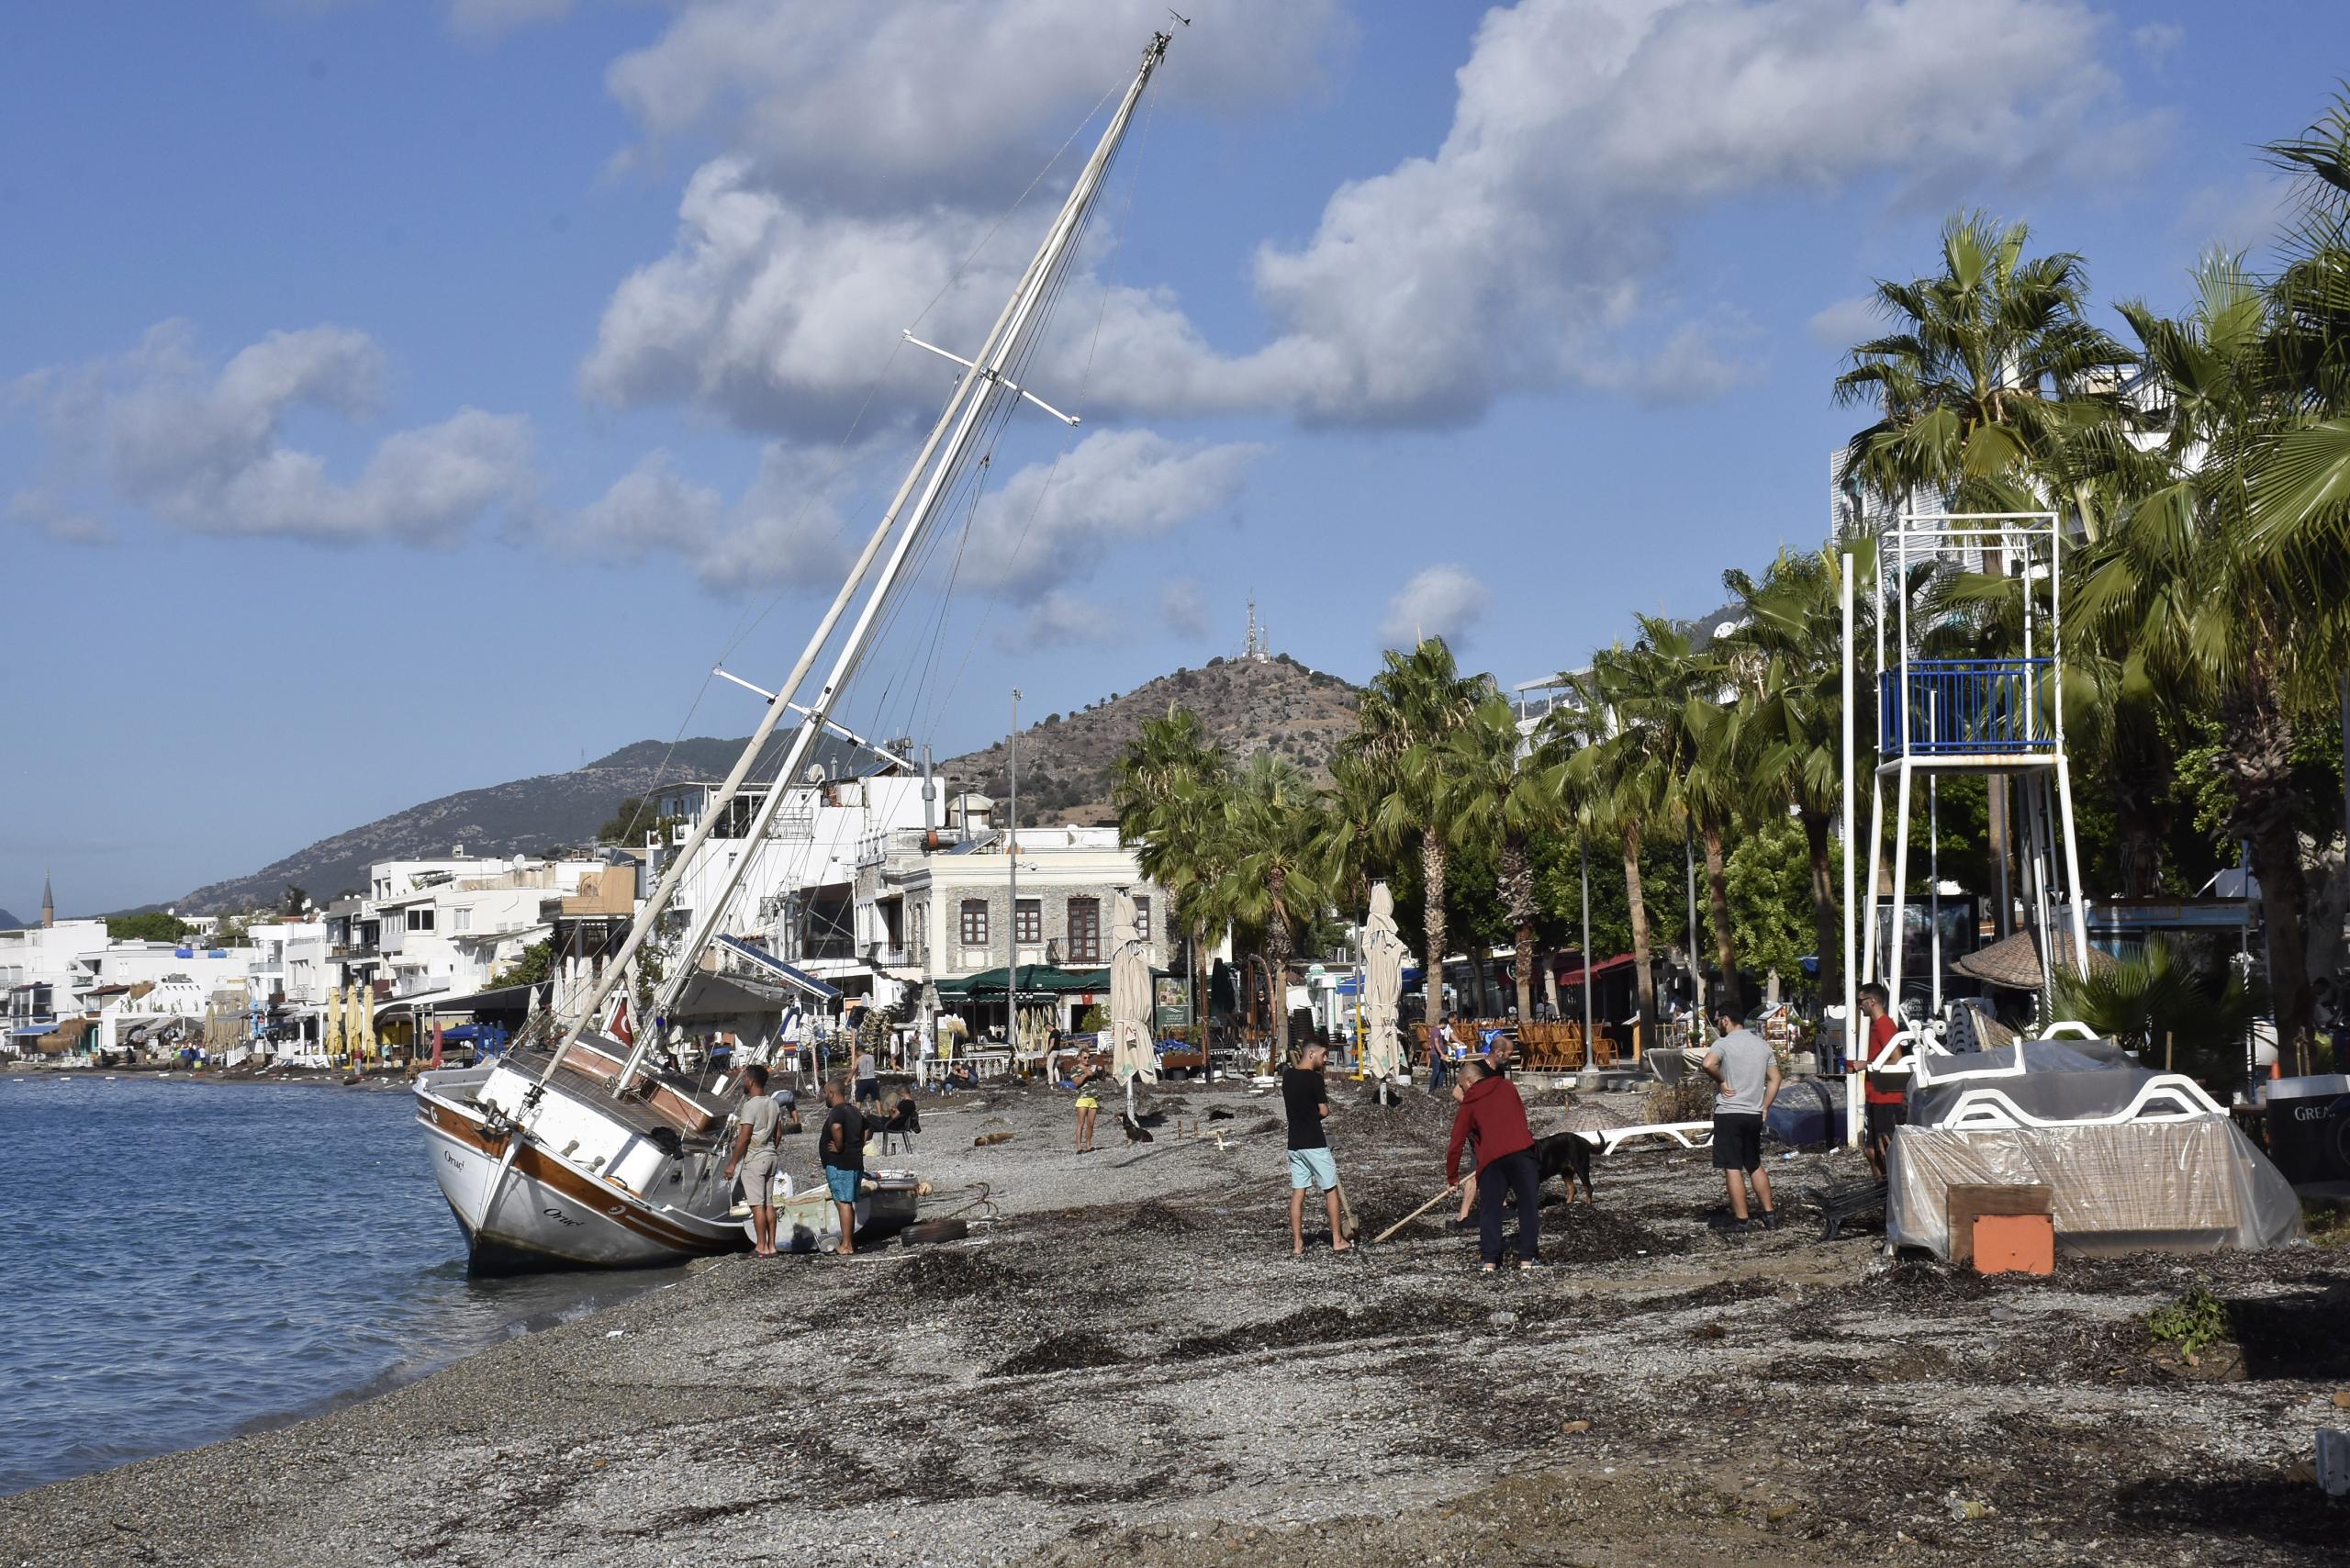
[{"x1": 1243, "y1": 592, "x2": 1269, "y2": 661}]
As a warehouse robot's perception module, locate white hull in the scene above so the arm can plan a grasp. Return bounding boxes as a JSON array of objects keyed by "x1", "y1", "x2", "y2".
[{"x1": 414, "y1": 1060, "x2": 744, "y2": 1273}]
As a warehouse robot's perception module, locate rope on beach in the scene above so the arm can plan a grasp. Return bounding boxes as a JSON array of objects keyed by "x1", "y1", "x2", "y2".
[{"x1": 927, "y1": 1182, "x2": 1000, "y2": 1223}]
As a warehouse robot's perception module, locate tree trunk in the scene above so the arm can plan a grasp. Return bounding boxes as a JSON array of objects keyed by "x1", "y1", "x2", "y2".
[
  {"x1": 1267, "y1": 868, "x2": 1292, "y2": 1064},
  {"x1": 2222, "y1": 664, "x2": 2315, "y2": 1072},
  {"x1": 2109, "y1": 720, "x2": 2171, "y2": 898},
  {"x1": 1801, "y1": 805, "x2": 1840, "y2": 1000},
  {"x1": 1190, "y1": 917, "x2": 1210, "y2": 1053},
  {"x1": 1501, "y1": 833, "x2": 1537, "y2": 1024},
  {"x1": 1701, "y1": 821, "x2": 1738, "y2": 1007},
  {"x1": 1622, "y1": 824, "x2": 1656, "y2": 1039},
  {"x1": 1422, "y1": 834, "x2": 1449, "y2": 1035}
]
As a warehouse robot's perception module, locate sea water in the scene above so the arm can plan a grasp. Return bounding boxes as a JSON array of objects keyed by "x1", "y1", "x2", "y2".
[{"x1": 0, "y1": 1074, "x2": 687, "y2": 1495}]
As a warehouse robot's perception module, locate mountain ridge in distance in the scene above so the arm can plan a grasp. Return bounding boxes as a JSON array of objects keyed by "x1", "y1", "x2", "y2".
[{"x1": 173, "y1": 654, "x2": 1362, "y2": 913}]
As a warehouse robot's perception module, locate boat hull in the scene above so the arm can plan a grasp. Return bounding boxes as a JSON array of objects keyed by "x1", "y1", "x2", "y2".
[{"x1": 415, "y1": 1072, "x2": 744, "y2": 1273}]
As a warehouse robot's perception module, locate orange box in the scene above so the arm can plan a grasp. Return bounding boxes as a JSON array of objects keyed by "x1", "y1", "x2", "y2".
[{"x1": 1973, "y1": 1212, "x2": 2054, "y2": 1276}]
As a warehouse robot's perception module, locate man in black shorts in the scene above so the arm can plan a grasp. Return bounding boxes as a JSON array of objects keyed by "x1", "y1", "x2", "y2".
[{"x1": 1699, "y1": 987, "x2": 1782, "y2": 1230}]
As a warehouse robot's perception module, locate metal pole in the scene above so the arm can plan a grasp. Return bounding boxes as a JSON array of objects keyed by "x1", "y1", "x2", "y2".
[
  {"x1": 580, "y1": 31, "x2": 1173, "y2": 1103},
  {"x1": 1580, "y1": 839, "x2": 1595, "y2": 1068},
  {"x1": 1684, "y1": 832, "x2": 1703, "y2": 1031},
  {"x1": 1842, "y1": 550, "x2": 1861, "y2": 1147},
  {"x1": 1008, "y1": 688, "x2": 1020, "y2": 1044},
  {"x1": 1929, "y1": 765, "x2": 1942, "y2": 1017}
]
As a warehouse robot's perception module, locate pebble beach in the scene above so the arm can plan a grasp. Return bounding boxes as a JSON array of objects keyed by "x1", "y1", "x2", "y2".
[{"x1": 4, "y1": 1075, "x2": 2344, "y2": 1567}]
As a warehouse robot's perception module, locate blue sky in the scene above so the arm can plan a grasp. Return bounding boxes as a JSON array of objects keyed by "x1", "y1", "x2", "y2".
[{"x1": 5, "y1": 0, "x2": 2341, "y2": 915}]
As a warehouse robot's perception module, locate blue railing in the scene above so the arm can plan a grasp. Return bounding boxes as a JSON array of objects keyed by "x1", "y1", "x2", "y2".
[{"x1": 1879, "y1": 658, "x2": 2053, "y2": 756}]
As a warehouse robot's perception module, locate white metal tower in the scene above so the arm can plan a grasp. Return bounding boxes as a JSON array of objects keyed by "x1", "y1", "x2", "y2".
[{"x1": 1863, "y1": 510, "x2": 2089, "y2": 1028}]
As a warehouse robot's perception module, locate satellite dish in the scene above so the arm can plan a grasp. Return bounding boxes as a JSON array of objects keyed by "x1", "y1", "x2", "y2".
[{"x1": 804, "y1": 765, "x2": 825, "y2": 784}]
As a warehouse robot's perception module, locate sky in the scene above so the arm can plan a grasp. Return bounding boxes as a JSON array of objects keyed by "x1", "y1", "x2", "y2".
[{"x1": 5, "y1": 0, "x2": 2343, "y2": 916}]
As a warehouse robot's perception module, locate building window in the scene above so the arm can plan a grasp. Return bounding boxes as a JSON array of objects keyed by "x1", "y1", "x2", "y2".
[
  {"x1": 1134, "y1": 897, "x2": 1151, "y2": 943},
  {"x1": 1015, "y1": 899, "x2": 1041, "y2": 945},
  {"x1": 405, "y1": 908, "x2": 435, "y2": 933},
  {"x1": 452, "y1": 908, "x2": 472, "y2": 932},
  {"x1": 959, "y1": 900, "x2": 989, "y2": 947},
  {"x1": 1067, "y1": 897, "x2": 1101, "y2": 964}
]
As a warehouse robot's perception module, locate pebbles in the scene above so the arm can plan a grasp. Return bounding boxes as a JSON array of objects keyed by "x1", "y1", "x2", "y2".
[{"x1": 3, "y1": 1078, "x2": 2344, "y2": 1566}]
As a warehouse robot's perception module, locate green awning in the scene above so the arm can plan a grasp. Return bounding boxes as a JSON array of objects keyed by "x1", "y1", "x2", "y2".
[{"x1": 934, "y1": 964, "x2": 1111, "y2": 999}]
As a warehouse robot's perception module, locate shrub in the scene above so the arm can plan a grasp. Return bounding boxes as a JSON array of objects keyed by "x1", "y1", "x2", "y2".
[{"x1": 2146, "y1": 1282, "x2": 2230, "y2": 1360}]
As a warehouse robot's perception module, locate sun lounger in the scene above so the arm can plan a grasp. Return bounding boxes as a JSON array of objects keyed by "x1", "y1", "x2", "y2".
[{"x1": 1803, "y1": 1178, "x2": 1887, "y2": 1241}]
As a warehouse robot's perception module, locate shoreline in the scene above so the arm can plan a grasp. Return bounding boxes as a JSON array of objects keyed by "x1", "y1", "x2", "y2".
[
  {"x1": 3, "y1": 1078, "x2": 2343, "y2": 1566},
  {"x1": 3, "y1": 1064, "x2": 414, "y2": 1091}
]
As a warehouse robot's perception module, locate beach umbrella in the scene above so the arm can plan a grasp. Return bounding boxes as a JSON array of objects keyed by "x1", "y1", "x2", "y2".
[
  {"x1": 1361, "y1": 880, "x2": 1406, "y2": 1091},
  {"x1": 326, "y1": 986, "x2": 345, "y2": 1063},
  {"x1": 353, "y1": 985, "x2": 376, "y2": 1066},
  {"x1": 1108, "y1": 890, "x2": 1159, "y2": 1111}
]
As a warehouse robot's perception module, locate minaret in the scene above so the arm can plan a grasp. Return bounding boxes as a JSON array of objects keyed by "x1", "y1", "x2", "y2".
[{"x1": 41, "y1": 871, "x2": 55, "y2": 929}]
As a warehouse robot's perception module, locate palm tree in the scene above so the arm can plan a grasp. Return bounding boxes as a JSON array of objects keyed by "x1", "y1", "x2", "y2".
[
  {"x1": 1345, "y1": 638, "x2": 1486, "y2": 1036},
  {"x1": 1835, "y1": 209, "x2": 2135, "y2": 528},
  {"x1": 1586, "y1": 616, "x2": 1739, "y2": 1012},
  {"x1": 2079, "y1": 255, "x2": 2342, "y2": 1069},
  {"x1": 1113, "y1": 707, "x2": 1230, "y2": 1043},
  {"x1": 1545, "y1": 670, "x2": 1667, "y2": 1033},
  {"x1": 1218, "y1": 751, "x2": 1327, "y2": 1063},
  {"x1": 1442, "y1": 693, "x2": 1561, "y2": 1025},
  {"x1": 1722, "y1": 545, "x2": 1868, "y2": 995}
]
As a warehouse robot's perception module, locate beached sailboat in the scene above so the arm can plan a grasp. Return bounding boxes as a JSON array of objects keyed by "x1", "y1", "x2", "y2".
[{"x1": 413, "y1": 28, "x2": 1180, "y2": 1271}]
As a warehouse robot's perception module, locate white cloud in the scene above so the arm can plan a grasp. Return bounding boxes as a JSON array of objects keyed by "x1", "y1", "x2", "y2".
[
  {"x1": 960, "y1": 428, "x2": 1262, "y2": 603},
  {"x1": 446, "y1": 0, "x2": 572, "y2": 45},
  {"x1": 1806, "y1": 293, "x2": 1883, "y2": 352},
  {"x1": 7, "y1": 320, "x2": 535, "y2": 545},
  {"x1": 605, "y1": 0, "x2": 1345, "y2": 206},
  {"x1": 1014, "y1": 589, "x2": 1119, "y2": 648},
  {"x1": 2132, "y1": 22, "x2": 2182, "y2": 64},
  {"x1": 590, "y1": 0, "x2": 2154, "y2": 436},
  {"x1": 7, "y1": 491, "x2": 112, "y2": 546},
  {"x1": 1158, "y1": 577, "x2": 1208, "y2": 637},
  {"x1": 2177, "y1": 174, "x2": 2299, "y2": 257},
  {"x1": 1378, "y1": 565, "x2": 1487, "y2": 650},
  {"x1": 558, "y1": 443, "x2": 859, "y2": 594}
]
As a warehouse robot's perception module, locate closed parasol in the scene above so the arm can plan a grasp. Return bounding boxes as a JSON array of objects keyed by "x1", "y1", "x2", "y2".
[
  {"x1": 1361, "y1": 880, "x2": 1405, "y2": 1086},
  {"x1": 1108, "y1": 889, "x2": 1159, "y2": 1106},
  {"x1": 325, "y1": 985, "x2": 346, "y2": 1062}
]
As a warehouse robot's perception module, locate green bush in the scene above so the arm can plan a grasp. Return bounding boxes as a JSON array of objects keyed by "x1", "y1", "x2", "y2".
[{"x1": 2146, "y1": 1282, "x2": 2230, "y2": 1359}]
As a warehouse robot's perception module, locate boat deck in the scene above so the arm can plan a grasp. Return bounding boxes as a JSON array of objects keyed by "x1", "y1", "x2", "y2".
[{"x1": 498, "y1": 1049, "x2": 733, "y2": 1149}]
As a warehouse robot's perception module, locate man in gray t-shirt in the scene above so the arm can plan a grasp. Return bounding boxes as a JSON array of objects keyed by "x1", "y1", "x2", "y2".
[{"x1": 1700, "y1": 989, "x2": 1782, "y2": 1230}]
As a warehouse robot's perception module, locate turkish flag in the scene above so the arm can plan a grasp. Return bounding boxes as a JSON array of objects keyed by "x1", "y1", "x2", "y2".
[{"x1": 610, "y1": 996, "x2": 635, "y2": 1047}]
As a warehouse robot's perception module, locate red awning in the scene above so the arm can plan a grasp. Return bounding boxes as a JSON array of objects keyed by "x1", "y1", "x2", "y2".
[{"x1": 1554, "y1": 953, "x2": 1637, "y2": 987}]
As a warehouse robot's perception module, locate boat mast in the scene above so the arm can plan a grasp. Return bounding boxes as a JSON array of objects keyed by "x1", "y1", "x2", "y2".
[{"x1": 567, "y1": 29, "x2": 1176, "y2": 1099}]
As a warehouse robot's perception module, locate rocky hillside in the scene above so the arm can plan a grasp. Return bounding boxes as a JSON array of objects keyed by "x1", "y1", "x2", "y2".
[
  {"x1": 937, "y1": 653, "x2": 1361, "y2": 824},
  {"x1": 174, "y1": 734, "x2": 863, "y2": 914},
  {"x1": 174, "y1": 655, "x2": 1360, "y2": 913}
]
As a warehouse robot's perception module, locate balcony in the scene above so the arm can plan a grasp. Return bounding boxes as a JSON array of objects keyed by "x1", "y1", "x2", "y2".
[{"x1": 1879, "y1": 658, "x2": 2054, "y2": 759}]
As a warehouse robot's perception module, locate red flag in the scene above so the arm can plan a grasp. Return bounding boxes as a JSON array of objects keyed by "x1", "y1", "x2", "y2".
[{"x1": 610, "y1": 996, "x2": 634, "y2": 1047}]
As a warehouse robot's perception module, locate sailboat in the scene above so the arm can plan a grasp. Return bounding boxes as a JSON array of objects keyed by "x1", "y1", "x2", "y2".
[{"x1": 414, "y1": 28, "x2": 1180, "y2": 1272}]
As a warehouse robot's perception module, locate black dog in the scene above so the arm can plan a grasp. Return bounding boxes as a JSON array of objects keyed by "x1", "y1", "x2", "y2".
[{"x1": 1531, "y1": 1130, "x2": 1596, "y2": 1205}]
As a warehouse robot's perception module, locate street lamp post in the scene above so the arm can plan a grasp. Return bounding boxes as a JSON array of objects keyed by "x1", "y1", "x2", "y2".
[{"x1": 1007, "y1": 688, "x2": 1020, "y2": 1042}]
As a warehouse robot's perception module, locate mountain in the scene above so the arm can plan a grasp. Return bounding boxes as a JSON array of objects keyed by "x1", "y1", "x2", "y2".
[
  {"x1": 0, "y1": 908, "x2": 22, "y2": 932},
  {"x1": 174, "y1": 733, "x2": 870, "y2": 914},
  {"x1": 934, "y1": 652, "x2": 1361, "y2": 824},
  {"x1": 175, "y1": 653, "x2": 1360, "y2": 913}
]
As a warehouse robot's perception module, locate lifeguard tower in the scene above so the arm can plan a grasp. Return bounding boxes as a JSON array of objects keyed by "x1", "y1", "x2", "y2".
[{"x1": 1863, "y1": 511, "x2": 2089, "y2": 1023}]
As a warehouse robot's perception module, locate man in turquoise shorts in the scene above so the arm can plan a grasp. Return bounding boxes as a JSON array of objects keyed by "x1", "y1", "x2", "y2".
[
  {"x1": 818, "y1": 1076, "x2": 867, "y2": 1256},
  {"x1": 1281, "y1": 1041, "x2": 1351, "y2": 1256}
]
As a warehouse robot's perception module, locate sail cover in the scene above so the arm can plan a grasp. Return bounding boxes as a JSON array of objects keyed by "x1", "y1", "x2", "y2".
[
  {"x1": 1361, "y1": 880, "x2": 1405, "y2": 1082},
  {"x1": 1108, "y1": 889, "x2": 1158, "y2": 1086}
]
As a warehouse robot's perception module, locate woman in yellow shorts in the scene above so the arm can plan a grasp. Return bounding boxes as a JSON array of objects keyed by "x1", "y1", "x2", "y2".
[{"x1": 1070, "y1": 1053, "x2": 1108, "y2": 1153}]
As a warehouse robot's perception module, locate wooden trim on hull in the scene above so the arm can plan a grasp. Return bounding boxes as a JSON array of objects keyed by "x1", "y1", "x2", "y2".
[{"x1": 416, "y1": 1094, "x2": 743, "y2": 1272}]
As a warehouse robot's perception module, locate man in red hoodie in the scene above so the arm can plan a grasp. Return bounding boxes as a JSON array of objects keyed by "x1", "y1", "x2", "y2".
[{"x1": 1445, "y1": 1059, "x2": 1540, "y2": 1271}]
